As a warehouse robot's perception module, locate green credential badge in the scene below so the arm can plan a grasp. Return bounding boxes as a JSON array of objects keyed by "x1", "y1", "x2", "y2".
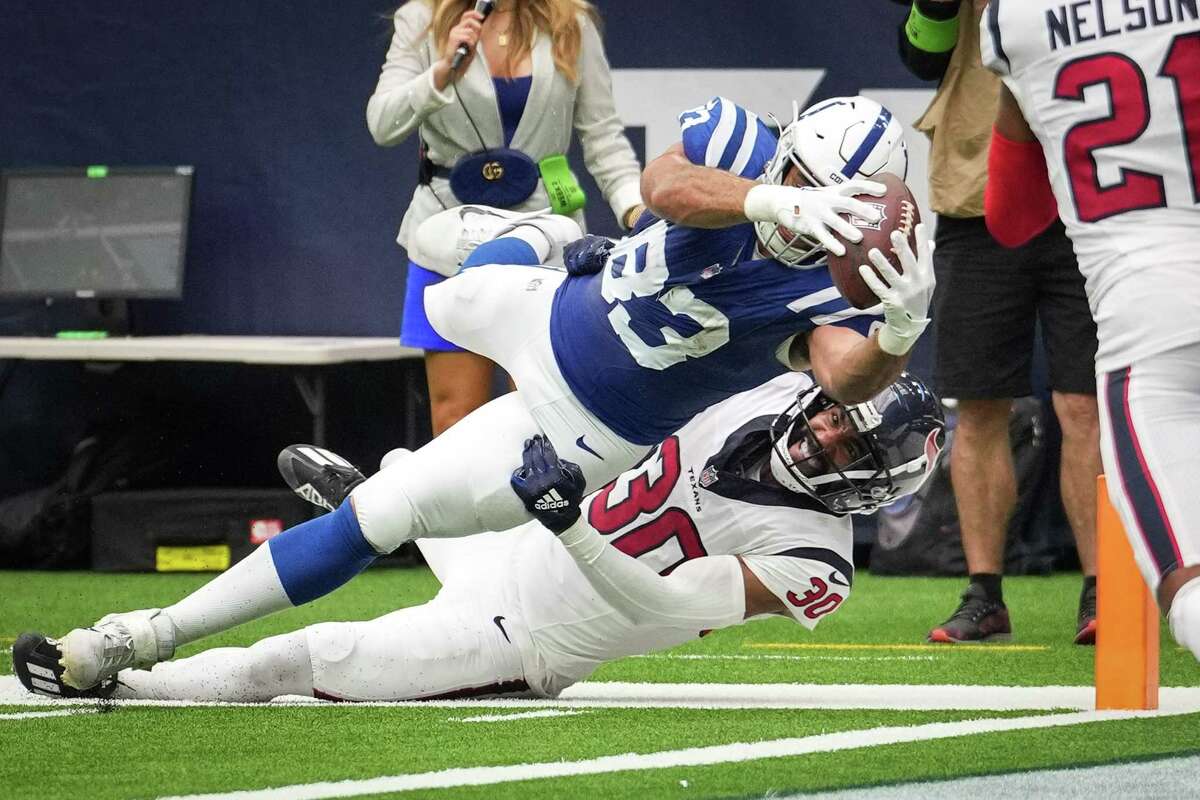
[{"x1": 538, "y1": 154, "x2": 586, "y2": 216}]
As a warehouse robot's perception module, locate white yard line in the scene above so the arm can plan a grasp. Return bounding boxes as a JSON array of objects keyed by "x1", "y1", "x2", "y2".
[
  {"x1": 795, "y1": 754, "x2": 1200, "y2": 800},
  {"x1": 157, "y1": 708, "x2": 1188, "y2": 800},
  {"x1": 452, "y1": 709, "x2": 587, "y2": 723},
  {"x1": 633, "y1": 653, "x2": 938, "y2": 663},
  {"x1": 3, "y1": 676, "x2": 1200, "y2": 712},
  {"x1": 0, "y1": 709, "x2": 96, "y2": 721}
]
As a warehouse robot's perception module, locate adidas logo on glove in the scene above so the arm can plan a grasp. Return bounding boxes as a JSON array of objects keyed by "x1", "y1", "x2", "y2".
[{"x1": 534, "y1": 489, "x2": 570, "y2": 511}]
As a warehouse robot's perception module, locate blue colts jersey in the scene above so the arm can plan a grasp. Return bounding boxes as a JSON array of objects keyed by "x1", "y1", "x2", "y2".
[{"x1": 549, "y1": 97, "x2": 882, "y2": 445}]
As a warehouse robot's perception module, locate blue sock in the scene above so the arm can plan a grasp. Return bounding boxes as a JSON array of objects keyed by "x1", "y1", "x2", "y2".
[
  {"x1": 268, "y1": 500, "x2": 377, "y2": 605},
  {"x1": 462, "y1": 237, "x2": 538, "y2": 270}
]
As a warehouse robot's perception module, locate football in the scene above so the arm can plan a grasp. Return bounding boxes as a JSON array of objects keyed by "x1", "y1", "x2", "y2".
[{"x1": 826, "y1": 172, "x2": 920, "y2": 310}]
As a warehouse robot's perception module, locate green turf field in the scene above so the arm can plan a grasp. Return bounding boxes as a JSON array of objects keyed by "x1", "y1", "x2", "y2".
[{"x1": 2, "y1": 568, "x2": 1198, "y2": 799}]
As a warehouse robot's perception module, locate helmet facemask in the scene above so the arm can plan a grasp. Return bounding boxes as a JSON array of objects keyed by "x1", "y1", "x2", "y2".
[
  {"x1": 767, "y1": 377, "x2": 945, "y2": 515},
  {"x1": 753, "y1": 96, "x2": 909, "y2": 268},
  {"x1": 754, "y1": 103, "x2": 828, "y2": 268}
]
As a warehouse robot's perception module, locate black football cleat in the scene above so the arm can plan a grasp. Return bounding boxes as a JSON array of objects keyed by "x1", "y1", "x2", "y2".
[
  {"x1": 12, "y1": 633, "x2": 117, "y2": 700},
  {"x1": 277, "y1": 444, "x2": 366, "y2": 512},
  {"x1": 927, "y1": 583, "x2": 1012, "y2": 643},
  {"x1": 1075, "y1": 581, "x2": 1097, "y2": 646}
]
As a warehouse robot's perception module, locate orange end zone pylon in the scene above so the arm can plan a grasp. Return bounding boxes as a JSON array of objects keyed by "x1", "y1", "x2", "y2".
[{"x1": 1095, "y1": 475, "x2": 1159, "y2": 710}]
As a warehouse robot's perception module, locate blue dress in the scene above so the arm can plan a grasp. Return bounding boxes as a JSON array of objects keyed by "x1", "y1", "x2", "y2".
[{"x1": 401, "y1": 76, "x2": 533, "y2": 351}]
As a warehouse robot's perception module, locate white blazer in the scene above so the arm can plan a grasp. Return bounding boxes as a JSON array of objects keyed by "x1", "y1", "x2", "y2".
[{"x1": 367, "y1": 1, "x2": 643, "y2": 248}]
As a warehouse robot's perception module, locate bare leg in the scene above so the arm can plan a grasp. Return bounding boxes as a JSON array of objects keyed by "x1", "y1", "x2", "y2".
[
  {"x1": 1053, "y1": 390, "x2": 1100, "y2": 576},
  {"x1": 953, "y1": 398, "x2": 1016, "y2": 575},
  {"x1": 424, "y1": 350, "x2": 503, "y2": 436}
]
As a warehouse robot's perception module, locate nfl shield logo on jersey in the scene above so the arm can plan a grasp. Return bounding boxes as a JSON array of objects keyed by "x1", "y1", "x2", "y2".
[{"x1": 699, "y1": 465, "x2": 720, "y2": 488}]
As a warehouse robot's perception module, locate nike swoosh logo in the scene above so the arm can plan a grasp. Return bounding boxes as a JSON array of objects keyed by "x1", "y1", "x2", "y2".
[
  {"x1": 828, "y1": 571, "x2": 850, "y2": 587},
  {"x1": 493, "y1": 615, "x2": 511, "y2": 643},
  {"x1": 575, "y1": 435, "x2": 603, "y2": 460}
]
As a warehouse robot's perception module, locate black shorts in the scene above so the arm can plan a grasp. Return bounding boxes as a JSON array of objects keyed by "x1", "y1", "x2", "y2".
[{"x1": 932, "y1": 216, "x2": 1097, "y2": 399}]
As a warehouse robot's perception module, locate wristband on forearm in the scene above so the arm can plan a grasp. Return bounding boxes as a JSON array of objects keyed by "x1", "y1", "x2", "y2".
[{"x1": 905, "y1": 2, "x2": 960, "y2": 54}]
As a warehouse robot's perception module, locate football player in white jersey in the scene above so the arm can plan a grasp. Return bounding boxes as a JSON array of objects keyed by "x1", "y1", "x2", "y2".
[
  {"x1": 14, "y1": 372, "x2": 945, "y2": 702},
  {"x1": 979, "y1": 2, "x2": 1200, "y2": 660},
  {"x1": 11, "y1": 96, "x2": 936, "y2": 695}
]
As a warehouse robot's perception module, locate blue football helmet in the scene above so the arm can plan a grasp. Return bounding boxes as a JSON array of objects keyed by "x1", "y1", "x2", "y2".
[{"x1": 768, "y1": 373, "x2": 945, "y2": 515}]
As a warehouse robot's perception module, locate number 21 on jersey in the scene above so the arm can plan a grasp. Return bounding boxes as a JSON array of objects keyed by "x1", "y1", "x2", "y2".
[{"x1": 1056, "y1": 31, "x2": 1200, "y2": 222}]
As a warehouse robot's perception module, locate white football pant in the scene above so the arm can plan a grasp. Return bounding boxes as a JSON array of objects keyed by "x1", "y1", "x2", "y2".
[
  {"x1": 350, "y1": 265, "x2": 648, "y2": 553},
  {"x1": 1097, "y1": 342, "x2": 1200, "y2": 658}
]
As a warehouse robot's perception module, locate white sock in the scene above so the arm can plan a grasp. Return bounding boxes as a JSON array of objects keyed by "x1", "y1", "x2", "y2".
[
  {"x1": 113, "y1": 630, "x2": 312, "y2": 702},
  {"x1": 1169, "y1": 576, "x2": 1200, "y2": 662},
  {"x1": 160, "y1": 544, "x2": 292, "y2": 647},
  {"x1": 506, "y1": 225, "x2": 554, "y2": 262},
  {"x1": 510, "y1": 214, "x2": 583, "y2": 267}
]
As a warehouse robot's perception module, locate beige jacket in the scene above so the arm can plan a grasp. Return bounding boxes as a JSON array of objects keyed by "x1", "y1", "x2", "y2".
[
  {"x1": 914, "y1": 0, "x2": 999, "y2": 219},
  {"x1": 367, "y1": 1, "x2": 643, "y2": 247}
]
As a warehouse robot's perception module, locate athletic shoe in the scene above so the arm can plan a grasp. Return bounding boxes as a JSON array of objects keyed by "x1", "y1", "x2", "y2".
[
  {"x1": 408, "y1": 205, "x2": 582, "y2": 277},
  {"x1": 927, "y1": 583, "x2": 1012, "y2": 643},
  {"x1": 277, "y1": 444, "x2": 366, "y2": 511},
  {"x1": 1075, "y1": 581, "x2": 1097, "y2": 646},
  {"x1": 12, "y1": 633, "x2": 117, "y2": 699},
  {"x1": 14, "y1": 609, "x2": 168, "y2": 694}
]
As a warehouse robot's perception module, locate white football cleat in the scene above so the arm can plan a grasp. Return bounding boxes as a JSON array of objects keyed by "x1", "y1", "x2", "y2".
[
  {"x1": 58, "y1": 609, "x2": 174, "y2": 690},
  {"x1": 409, "y1": 205, "x2": 582, "y2": 277}
]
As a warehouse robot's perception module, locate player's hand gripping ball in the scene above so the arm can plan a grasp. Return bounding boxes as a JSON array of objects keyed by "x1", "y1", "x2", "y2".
[{"x1": 825, "y1": 172, "x2": 921, "y2": 309}]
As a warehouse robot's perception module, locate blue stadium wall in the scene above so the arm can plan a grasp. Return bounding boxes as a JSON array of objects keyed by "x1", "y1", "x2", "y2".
[{"x1": 0, "y1": 0, "x2": 930, "y2": 339}]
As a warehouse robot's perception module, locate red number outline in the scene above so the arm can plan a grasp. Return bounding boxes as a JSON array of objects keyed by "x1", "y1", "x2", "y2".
[
  {"x1": 610, "y1": 507, "x2": 707, "y2": 575},
  {"x1": 1160, "y1": 31, "x2": 1200, "y2": 203},
  {"x1": 586, "y1": 436, "x2": 708, "y2": 572},
  {"x1": 1055, "y1": 52, "x2": 1165, "y2": 222},
  {"x1": 1053, "y1": 33, "x2": 1200, "y2": 221},
  {"x1": 588, "y1": 436, "x2": 681, "y2": 534}
]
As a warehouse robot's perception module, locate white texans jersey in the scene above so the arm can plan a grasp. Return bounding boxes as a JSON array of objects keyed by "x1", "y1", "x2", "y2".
[
  {"x1": 981, "y1": 1, "x2": 1200, "y2": 372},
  {"x1": 511, "y1": 372, "x2": 855, "y2": 689}
]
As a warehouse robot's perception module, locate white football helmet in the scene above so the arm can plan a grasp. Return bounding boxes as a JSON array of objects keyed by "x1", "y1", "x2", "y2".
[{"x1": 756, "y1": 96, "x2": 909, "y2": 266}]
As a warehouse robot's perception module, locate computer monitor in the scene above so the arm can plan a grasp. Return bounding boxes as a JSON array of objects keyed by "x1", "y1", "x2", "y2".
[{"x1": 0, "y1": 166, "x2": 193, "y2": 300}]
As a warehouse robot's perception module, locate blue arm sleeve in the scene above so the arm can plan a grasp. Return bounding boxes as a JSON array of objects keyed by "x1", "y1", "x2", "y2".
[{"x1": 678, "y1": 96, "x2": 777, "y2": 178}]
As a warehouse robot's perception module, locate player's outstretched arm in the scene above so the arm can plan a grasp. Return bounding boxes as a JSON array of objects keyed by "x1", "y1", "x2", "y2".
[
  {"x1": 806, "y1": 223, "x2": 935, "y2": 403},
  {"x1": 511, "y1": 435, "x2": 759, "y2": 627},
  {"x1": 641, "y1": 144, "x2": 883, "y2": 255}
]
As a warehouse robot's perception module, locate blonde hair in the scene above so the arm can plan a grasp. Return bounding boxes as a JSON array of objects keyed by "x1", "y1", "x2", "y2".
[{"x1": 420, "y1": 0, "x2": 599, "y2": 84}]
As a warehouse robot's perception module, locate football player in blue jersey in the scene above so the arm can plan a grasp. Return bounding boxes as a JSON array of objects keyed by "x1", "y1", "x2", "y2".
[
  {"x1": 15, "y1": 372, "x2": 946, "y2": 702},
  {"x1": 14, "y1": 96, "x2": 936, "y2": 695}
]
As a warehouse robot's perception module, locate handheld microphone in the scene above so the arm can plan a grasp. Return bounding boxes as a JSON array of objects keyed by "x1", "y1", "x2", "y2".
[{"x1": 450, "y1": 0, "x2": 497, "y2": 72}]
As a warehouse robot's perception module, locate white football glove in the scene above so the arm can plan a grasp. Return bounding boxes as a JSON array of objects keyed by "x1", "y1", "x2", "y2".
[
  {"x1": 743, "y1": 180, "x2": 886, "y2": 257},
  {"x1": 860, "y1": 222, "x2": 936, "y2": 356}
]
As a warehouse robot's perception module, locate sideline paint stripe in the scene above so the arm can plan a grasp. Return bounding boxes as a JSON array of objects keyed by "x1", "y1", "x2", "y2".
[
  {"x1": 452, "y1": 709, "x2": 587, "y2": 723},
  {"x1": 0, "y1": 709, "x2": 96, "y2": 721},
  {"x1": 634, "y1": 654, "x2": 937, "y2": 663},
  {"x1": 3, "y1": 677, "x2": 1199, "y2": 713},
  {"x1": 749, "y1": 643, "x2": 1050, "y2": 652},
  {"x1": 158, "y1": 709, "x2": 1183, "y2": 800}
]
